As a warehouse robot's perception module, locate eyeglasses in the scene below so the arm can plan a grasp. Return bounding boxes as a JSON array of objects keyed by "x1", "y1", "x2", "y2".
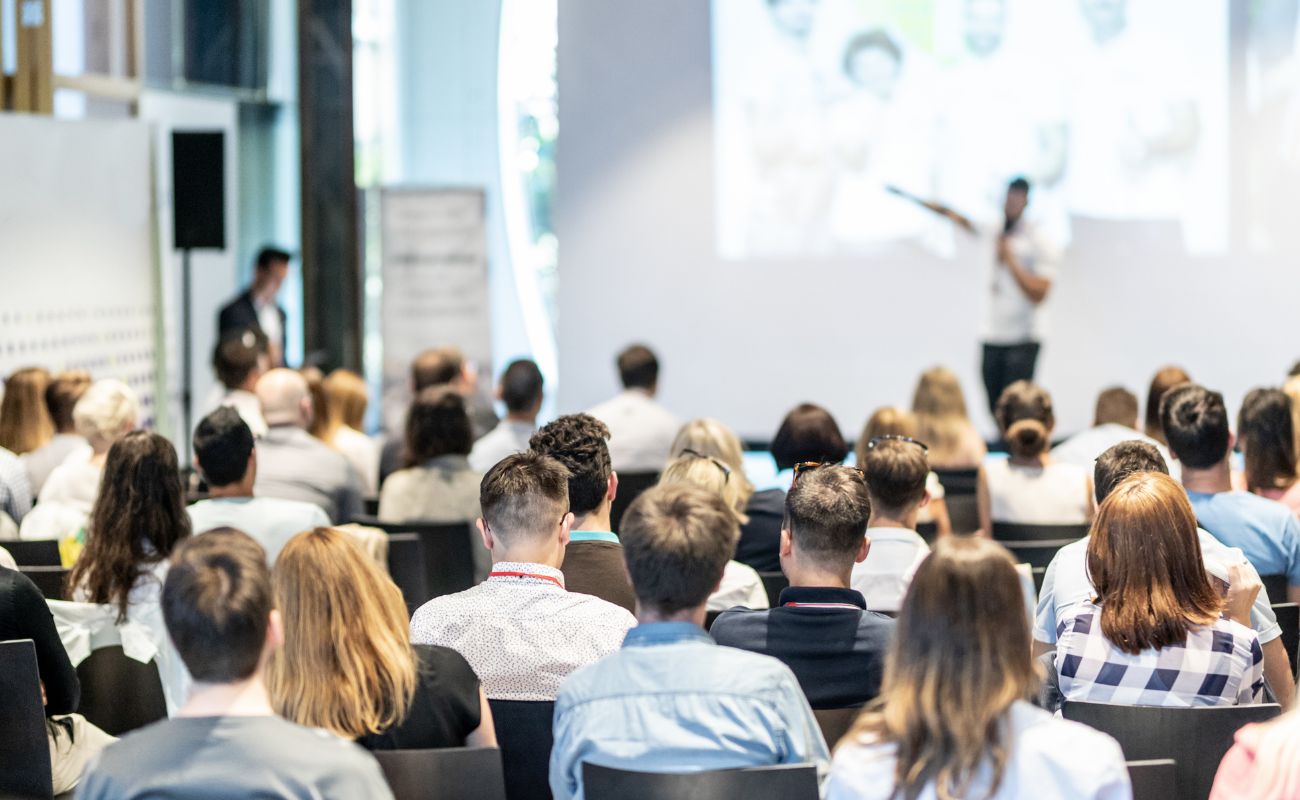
[
  {"x1": 866, "y1": 434, "x2": 930, "y2": 453},
  {"x1": 792, "y1": 461, "x2": 866, "y2": 485},
  {"x1": 681, "y1": 448, "x2": 732, "y2": 483}
]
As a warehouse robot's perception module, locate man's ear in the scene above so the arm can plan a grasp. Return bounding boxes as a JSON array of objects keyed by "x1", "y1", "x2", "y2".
[
  {"x1": 267, "y1": 608, "x2": 285, "y2": 650},
  {"x1": 559, "y1": 511, "x2": 574, "y2": 547},
  {"x1": 919, "y1": 489, "x2": 931, "y2": 509},
  {"x1": 607, "y1": 472, "x2": 619, "y2": 504},
  {"x1": 779, "y1": 527, "x2": 794, "y2": 559},
  {"x1": 476, "y1": 518, "x2": 494, "y2": 551},
  {"x1": 1226, "y1": 430, "x2": 1237, "y2": 458},
  {"x1": 855, "y1": 535, "x2": 871, "y2": 564}
]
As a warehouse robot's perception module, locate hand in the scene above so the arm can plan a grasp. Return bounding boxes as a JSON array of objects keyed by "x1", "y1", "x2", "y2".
[{"x1": 1225, "y1": 563, "x2": 1262, "y2": 626}]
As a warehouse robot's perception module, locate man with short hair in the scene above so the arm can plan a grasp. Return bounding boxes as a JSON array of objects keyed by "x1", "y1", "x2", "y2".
[
  {"x1": 1162, "y1": 384, "x2": 1300, "y2": 605},
  {"x1": 188, "y1": 407, "x2": 329, "y2": 563},
  {"x1": 529, "y1": 414, "x2": 636, "y2": 612},
  {"x1": 711, "y1": 464, "x2": 894, "y2": 708},
  {"x1": 587, "y1": 344, "x2": 681, "y2": 473},
  {"x1": 77, "y1": 530, "x2": 392, "y2": 799},
  {"x1": 209, "y1": 328, "x2": 270, "y2": 438},
  {"x1": 550, "y1": 483, "x2": 828, "y2": 799},
  {"x1": 252, "y1": 369, "x2": 362, "y2": 524},
  {"x1": 849, "y1": 438, "x2": 932, "y2": 612},
  {"x1": 22, "y1": 369, "x2": 92, "y2": 495},
  {"x1": 218, "y1": 247, "x2": 291, "y2": 368},
  {"x1": 1051, "y1": 385, "x2": 1169, "y2": 469},
  {"x1": 469, "y1": 359, "x2": 545, "y2": 472},
  {"x1": 1034, "y1": 440, "x2": 1295, "y2": 707},
  {"x1": 409, "y1": 452, "x2": 635, "y2": 700}
]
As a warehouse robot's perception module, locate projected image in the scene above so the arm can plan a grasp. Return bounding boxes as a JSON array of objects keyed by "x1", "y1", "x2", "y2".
[{"x1": 713, "y1": 0, "x2": 1229, "y2": 259}]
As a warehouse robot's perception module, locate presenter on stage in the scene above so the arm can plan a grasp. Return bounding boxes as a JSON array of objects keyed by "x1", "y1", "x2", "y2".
[{"x1": 218, "y1": 246, "x2": 291, "y2": 367}]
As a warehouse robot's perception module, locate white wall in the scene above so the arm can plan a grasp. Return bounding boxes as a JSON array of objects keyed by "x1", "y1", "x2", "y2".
[{"x1": 556, "y1": 0, "x2": 1300, "y2": 441}]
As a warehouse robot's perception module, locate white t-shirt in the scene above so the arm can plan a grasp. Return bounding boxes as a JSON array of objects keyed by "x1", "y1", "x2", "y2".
[
  {"x1": 1051, "y1": 423, "x2": 1174, "y2": 474},
  {"x1": 586, "y1": 390, "x2": 681, "y2": 473},
  {"x1": 187, "y1": 496, "x2": 331, "y2": 564},
  {"x1": 707, "y1": 560, "x2": 770, "y2": 612},
  {"x1": 985, "y1": 217, "x2": 1061, "y2": 344},
  {"x1": 850, "y1": 527, "x2": 930, "y2": 613},
  {"x1": 984, "y1": 459, "x2": 1091, "y2": 525}
]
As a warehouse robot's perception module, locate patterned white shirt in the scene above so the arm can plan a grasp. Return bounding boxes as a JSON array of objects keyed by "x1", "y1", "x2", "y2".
[
  {"x1": 1055, "y1": 600, "x2": 1264, "y2": 707},
  {"x1": 409, "y1": 561, "x2": 636, "y2": 701}
]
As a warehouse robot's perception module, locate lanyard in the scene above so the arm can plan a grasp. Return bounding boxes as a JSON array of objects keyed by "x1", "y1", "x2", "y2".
[
  {"x1": 489, "y1": 570, "x2": 564, "y2": 588},
  {"x1": 783, "y1": 601, "x2": 861, "y2": 610}
]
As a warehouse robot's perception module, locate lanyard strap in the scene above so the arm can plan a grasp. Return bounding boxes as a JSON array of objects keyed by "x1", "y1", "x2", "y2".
[{"x1": 489, "y1": 570, "x2": 564, "y2": 588}]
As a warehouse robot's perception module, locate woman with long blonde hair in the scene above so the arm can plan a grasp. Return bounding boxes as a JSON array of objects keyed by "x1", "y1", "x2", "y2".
[
  {"x1": 269, "y1": 527, "x2": 495, "y2": 749},
  {"x1": 826, "y1": 537, "x2": 1130, "y2": 799},
  {"x1": 911, "y1": 367, "x2": 986, "y2": 469},
  {"x1": 856, "y1": 407, "x2": 952, "y2": 537},
  {"x1": 0, "y1": 366, "x2": 54, "y2": 454},
  {"x1": 322, "y1": 369, "x2": 380, "y2": 495}
]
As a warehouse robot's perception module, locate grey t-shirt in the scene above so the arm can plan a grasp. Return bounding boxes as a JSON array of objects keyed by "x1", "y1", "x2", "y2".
[{"x1": 77, "y1": 715, "x2": 394, "y2": 800}]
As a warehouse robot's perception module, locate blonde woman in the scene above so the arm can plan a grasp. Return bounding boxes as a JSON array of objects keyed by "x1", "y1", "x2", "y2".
[
  {"x1": 911, "y1": 367, "x2": 987, "y2": 469},
  {"x1": 826, "y1": 537, "x2": 1130, "y2": 799},
  {"x1": 856, "y1": 407, "x2": 952, "y2": 537},
  {"x1": 269, "y1": 527, "x2": 495, "y2": 750},
  {"x1": 0, "y1": 366, "x2": 54, "y2": 455},
  {"x1": 323, "y1": 369, "x2": 380, "y2": 495},
  {"x1": 658, "y1": 453, "x2": 769, "y2": 611}
]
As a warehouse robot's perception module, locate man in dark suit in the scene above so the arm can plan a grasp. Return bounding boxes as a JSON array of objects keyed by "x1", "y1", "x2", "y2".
[{"x1": 218, "y1": 247, "x2": 291, "y2": 367}]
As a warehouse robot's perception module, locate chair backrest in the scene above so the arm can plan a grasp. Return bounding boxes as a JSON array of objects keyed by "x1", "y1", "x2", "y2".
[
  {"x1": 944, "y1": 494, "x2": 980, "y2": 535},
  {"x1": 19, "y1": 565, "x2": 70, "y2": 600},
  {"x1": 610, "y1": 472, "x2": 660, "y2": 532},
  {"x1": 0, "y1": 640, "x2": 54, "y2": 800},
  {"x1": 488, "y1": 699, "x2": 556, "y2": 800},
  {"x1": 992, "y1": 522, "x2": 1092, "y2": 542},
  {"x1": 581, "y1": 763, "x2": 819, "y2": 800},
  {"x1": 77, "y1": 645, "x2": 169, "y2": 736},
  {"x1": 1062, "y1": 701, "x2": 1282, "y2": 799},
  {"x1": 915, "y1": 521, "x2": 938, "y2": 544},
  {"x1": 386, "y1": 532, "x2": 427, "y2": 613},
  {"x1": 1260, "y1": 574, "x2": 1289, "y2": 606},
  {"x1": 1031, "y1": 566, "x2": 1047, "y2": 596},
  {"x1": 4, "y1": 538, "x2": 62, "y2": 567},
  {"x1": 704, "y1": 610, "x2": 722, "y2": 631},
  {"x1": 1272, "y1": 602, "x2": 1299, "y2": 674},
  {"x1": 933, "y1": 468, "x2": 979, "y2": 496},
  {"x1": 354, "y1": 515, "x2": 478, "y2": 610},
  {"x1": 374, "y1": 747, "x2": 508, "y2": 800},
  {"x1": 1127, "y1": 759, "x2": 1177, "y2": 800},
  {"x1": 757, "y1": 571, "x2": 789, "y2": 608},
  {"x1": 813, "y1": 707, "x2": 860, "y2": 749},
  {"x1": 997, "y1": 538, "x2": 1080, "y2": 569}
]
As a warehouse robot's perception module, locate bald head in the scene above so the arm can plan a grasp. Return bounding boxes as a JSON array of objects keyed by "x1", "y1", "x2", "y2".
[{"x1": 256, "y1": 368, "x2": 311, "y2": 428}]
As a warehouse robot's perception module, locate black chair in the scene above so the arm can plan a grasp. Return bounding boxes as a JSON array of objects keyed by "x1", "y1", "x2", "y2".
[
  {"x1": 76, "y1": 645, "x2": 169, "y2": 736},
  {"x1": 944, "y1": 494, "x2": 980, "y2": 535},
  {"x1": 933, "y1": 467, "x2": 979, "y2": 495},
  {"x1": 582, "y1": 762, "x2": 818, "y2": 800},
  {"x1": 374, "y1": 747, "x2": 508, "y2": 800},
  {"x1": 1127, "y1": 759, "x2": 1177, "y2": 800},
  {"x1": 19, "y1": 565, "x2": 69, "y2": 600},
  {"x1": 4, "y1": 538, "x2": 61, "y2": 567},
  {"x1": 1260, "y1": 574, "x2": 1289, "y2": 605},
  {"x1": 1062, "y1": 701, "x2": 1282, "y2": 799},
  {"x1": 364, "y1": 496, "x2": 381, "y2": 516},
  {"x1": 610, "y1": 472, "x2": 660, "y2": 532},
  {"x1": 0, "y1": 640, "x2": 54, "y2": 800},
  {"x1": 999, "y1": 538, "x2": 1079, "y2": 569},
  {"x1": 758, "y1": 571, "x2": 789, "y2": 608},
  {"x1": 1031, "y1": 566, "x2": 1047, "y2": 596},
  {"x1": 992, "y1": 522, "x2": 1091, "y2": 542},
  {"x1": 704, "y1": 610, "x2": 722, "y2": 631},
  {"x1": 353, "y1": 516, "x2": 478, "y2": 610},
  {"x1": 489, "y1": 699, "x2": 555, "y2": 800},
  {"x1": 813, "y1": 707, "x2": 859, "y2": 749},
  {"x1": 1272, "y1": 602, "x2": 1299, "y2": 674},
  {"x1": 915, "y1": 521, "x2": 938, "y2": 543},
  {"x1": 386, "y1": 532, "x2": 427, "y2": 613}
]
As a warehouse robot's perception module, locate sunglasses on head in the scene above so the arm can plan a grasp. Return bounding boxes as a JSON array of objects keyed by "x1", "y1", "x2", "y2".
[
  {"x1": 681, "y1": 448, "x2": 732, "y2": 483},
  {"x1": 866, "y1": 434, "x2": 930, "y2": 453},
  {"x1": 792, "y1": 461, "x2": 866, "y2": 485}
]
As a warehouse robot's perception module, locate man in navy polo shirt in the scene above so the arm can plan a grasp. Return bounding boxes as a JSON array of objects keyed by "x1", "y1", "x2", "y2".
[{"x1": 711, "y1": 463, "x2": 895, "y2": 708}]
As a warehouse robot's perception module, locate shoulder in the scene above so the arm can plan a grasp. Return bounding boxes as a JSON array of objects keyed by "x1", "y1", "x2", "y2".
[
  {"x1": 709, "y1": 608, "x2": 770, "y2": 643},
  {"x1": 712, "y1": 644, "x2": 804, "y2": 691},
  {"x1": 569, "y1": 593, "x2": 637, "y2": 627},
  {"x1": 258, "y1": 496, "x2": 332, "y2": 522},
  {"x1": 826, "y1": 732, "x2": 897, "y2": 799}
]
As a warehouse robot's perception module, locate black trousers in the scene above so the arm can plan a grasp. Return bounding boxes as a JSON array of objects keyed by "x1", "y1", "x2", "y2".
[{"x1": 982, "y1": 341, "x2": 1041, "y2": 415}]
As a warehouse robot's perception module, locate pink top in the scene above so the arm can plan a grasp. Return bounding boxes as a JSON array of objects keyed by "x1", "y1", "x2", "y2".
[{"x1": 1211, "y1": 715, "x2": 1300, "y2": 799}]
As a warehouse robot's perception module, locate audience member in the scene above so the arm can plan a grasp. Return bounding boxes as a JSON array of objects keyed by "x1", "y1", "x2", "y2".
[
  {"x1": 301, "y1": 366, "x2": 332, "y2": 441},
  {"x1": 1163, "y1": 384, "x2": 1300, "y2": 603},
  {"x1": 0, "y1": 444, "x2": 32, "y2": 529},
  {"x1": 825, "y1": 537, "x2": 1129, "y2": 799},
  {"x1": 587, "y1": 344, "x2": 681, "y2": 472},
  {"x1": 321, "y1": 368, "x2": 380, "y2": 495},
  {"x1": 252, "y1": 368, "x2": 363, "y2": 524},
  {"x1": 269, "y1": 527, "x2": 495, "y2": 750},
  {"x1": 851, "y1": 438, "x2": 933, "y2": 612},
  {"x1": 711, "y1": 464, "x2": 894, "y2": 708},
  {"x1": 470, "y1": 358, "x2": 544, "y2": 473},
  {"x1": 550, "y1": 483, "x2": 829, "y2": 799},
  {"x1": 76, "y1": 530, "x2": 393, "y2": 799},
  {"x1": 1, "y1": 565, "x2": 113, "y2": 794},
  {"x1": 1033, "y1": 441, "x2": 1295, "y2": 707},
  {"x1": 1211, "y1": 709, "x2": 1300, "y2": 799},
  {"x1": 911, "y1": 366, "x2": 987, "y2": 469},
  {"x1": 1055, "y1": 472, "x2": 1264, "y2": 706},
  {"x1": 978, "y1": 381, "x2": 1092, "y2": 531},
  {"x1": 409, "y1": 453, "x2": 635, "y2": 700},
  {"x1": 658, "y1": 452, "x2": 768, "y2": 611},
  {"x1": 0, "y1": 366, "x2": 53, "y2": 454},
  {"x1": 67, "y1": 431, "x2": 193, "y2": 710},
  {"x1": 188, "y1": 408, "x2": 329, "y2": 563},
  {"x1": 210, "y1": 328, "x2": 270, "y2": 438},
  {"x1": 529, "y1": 414, "x2": 637, "y2": 611},
  {"x1": 1145, "y1": 364, "x2": 1192, "y2": 445},
  {"x1": 217, "y1": 246, "x2": 290, "y2": 367},
  {"x1": 770, "y1": 401, "x2": 849, "y2": 488},
  {"x1": 855, "y1": 407, "x2": 951, "y2": 536},
  {"x1": 22, "y1": 369, "x2": 92, "y2": 495},
  {"x1": 1234, "y1": 388, "x2": 1300, "y2": 516},
  {"x1": 1052, "y1": 385, "x2": 1169, "y2": 469},
  {"x1": 23, "y1": 378, "x2": 138, "y2": 539}
]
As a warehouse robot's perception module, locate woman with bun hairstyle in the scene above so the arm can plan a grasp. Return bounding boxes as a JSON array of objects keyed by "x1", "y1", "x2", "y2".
[{"x1": 977, "y1": 381, "x2": 1092, "y2": 534}]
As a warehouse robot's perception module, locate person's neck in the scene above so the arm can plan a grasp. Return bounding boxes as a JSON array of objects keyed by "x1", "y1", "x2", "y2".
[
  {"x1": 637, "y1": 603, "x2": 705, "y2": 627},
  {"x1": 1181, "y1": 460, "x2": 1234, "y2": 495},
  {"x1": 236, "y1": 378, "x2": 259, "y2": 394},
  {"x1": 178, "y1": 674, "x2": 274, "y2": 719},
  {"x1": 783, "y1": 558, "x2": 852, "y2": 590},
  {"x1": 493, "y1": 545, "x2": 563, "y2": 570},
  {"x1": 504, "y1": 411, "x2": 536, "y2": 426},
  {"x1": 868, "y1": 508, "x2": 919, "y2": 531},
  {"x1": 572, "y1": 505, "x2": 612, "y2": 533},
  {"x1": 1008, "y1": 453, "x2": 1049, "y2": 467},
  {"x1": 208, "y1": 480, "x2": 254, "y2": 500}
]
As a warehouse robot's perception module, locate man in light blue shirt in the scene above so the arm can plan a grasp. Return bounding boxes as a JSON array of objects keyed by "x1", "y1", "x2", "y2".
[
  {"x1": 549, "y1": 483, "x2": 828, "y2": 800},
  {"x1": 1034, "y1": 440, "x2": 1294, "y2": 707}
]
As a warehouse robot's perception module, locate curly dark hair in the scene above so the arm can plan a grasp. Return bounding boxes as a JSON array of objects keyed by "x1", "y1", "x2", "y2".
[
  {"x1": 529, "y1": 414, "x2": 612, "y2": 517},
  {"x1": 69, "y1": 431, "x2": 192, "y2": 622},
  {"x1": 404, "y1": 386, "x2": 474, "y2": 466}
]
